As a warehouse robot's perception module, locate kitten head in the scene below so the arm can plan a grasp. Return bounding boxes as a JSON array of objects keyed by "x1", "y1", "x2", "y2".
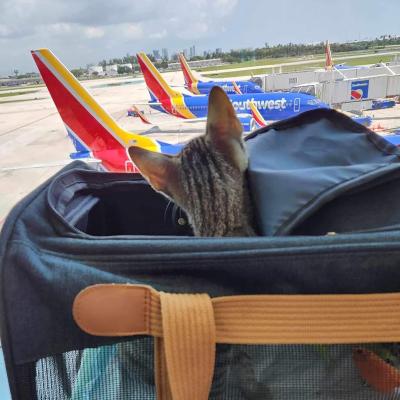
[{"x1": 128, "y1": 86, "x2": 253, "y2": 236}]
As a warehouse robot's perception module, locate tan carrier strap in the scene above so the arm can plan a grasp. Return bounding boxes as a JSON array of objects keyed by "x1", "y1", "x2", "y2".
[
  {"x1": 158, "y1": 292, "x2": 215, "y2": 400},
  {"x1": 73, "y1": 284, "x2": 400, "y2": 399}
]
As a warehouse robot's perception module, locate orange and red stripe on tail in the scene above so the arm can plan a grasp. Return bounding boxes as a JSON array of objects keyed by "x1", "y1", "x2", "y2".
[
  {"x1": 129, "y1": 105, "x2": 152, "y2": 124},
  {"x1": 136, "y1": 52, "x2": 196, "y2": 119},
  {"x1": 325, "y1": 40, "x2": 333, "y2": 70},
  {"x1": 232, "y1": 81, "x2": 242, "y2": 95},
  {"x1": 179, "y1": 53, "x2": 199, "y2": 94},
  {"x1": 249, "y1": 100, "x2": 267, "y2": 127}
]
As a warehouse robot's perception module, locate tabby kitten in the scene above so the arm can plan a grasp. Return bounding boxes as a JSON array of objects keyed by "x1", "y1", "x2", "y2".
[{"x1": 128, "y1": 86, "x2": 256, "y2": 237}]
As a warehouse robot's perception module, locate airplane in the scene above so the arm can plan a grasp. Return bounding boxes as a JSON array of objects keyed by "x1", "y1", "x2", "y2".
[
  {"x1": 31, "y1": 48, "x2": 184, "y2": 173},
  {"x1": 136, "y1": 52, "x2": 330, "y2": 127},
  {"x1": 178, "y1": 53, "x2": 264, "y2": 95}
]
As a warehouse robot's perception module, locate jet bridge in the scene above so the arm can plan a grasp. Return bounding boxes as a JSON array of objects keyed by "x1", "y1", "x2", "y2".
[
  {"x1": 254, "y1": 64, "x2": 400, "y2": 112},
  {"x1": 289, "y1": 74, "x2": 400, "y2": 112}
]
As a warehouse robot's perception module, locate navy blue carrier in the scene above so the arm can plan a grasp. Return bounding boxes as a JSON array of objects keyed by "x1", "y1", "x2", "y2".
[{"x1": 2, "y1": 109, "x2": 400, "y2": 399}]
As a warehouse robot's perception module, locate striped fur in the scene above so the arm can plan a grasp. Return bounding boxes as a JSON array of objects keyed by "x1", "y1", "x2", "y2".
[{"x1": 177, "y1": 134, "x2": 255, "y2": 236}]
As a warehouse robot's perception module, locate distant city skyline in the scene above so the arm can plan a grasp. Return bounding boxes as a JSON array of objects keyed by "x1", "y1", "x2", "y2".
[{"x1": 1, "y1": 0, "x2": 400, "y2": 75}]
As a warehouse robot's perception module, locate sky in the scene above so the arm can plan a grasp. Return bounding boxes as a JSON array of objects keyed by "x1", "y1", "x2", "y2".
[{"x1": 1, "y1": 0, "x2": 400, "y2": 76}]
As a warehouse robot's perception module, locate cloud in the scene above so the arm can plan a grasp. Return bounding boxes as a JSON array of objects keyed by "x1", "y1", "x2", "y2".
[
  {"x1": 176, "y1": 22, "x2": 209, "y2": 40},
  {"x1": 0, "y1": 0, "x2": 238, "y2": 40},
  {"x1": 84, "y1": 26, "x2": 105, "y2": 39},
  {"x1": 122, "y1": 23, "x2": 143, "y2": 40},
  {"x1": 0, "y1": 24, "x2": 13, "y2": 38},
  {"x1": 0, "y1": 0, "x2": 240, "y2": 74},
  {"x1": 1, "y1": 0, "x2": 400, "y2": 76},
  {"x1": 150, "y1": 29, "x2": 167, "y2": 40},
  {"x1": 47, "y1": 23, "x2": 73, "y2": 35}
]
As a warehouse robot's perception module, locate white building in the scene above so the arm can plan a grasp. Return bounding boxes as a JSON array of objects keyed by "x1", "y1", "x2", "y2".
[
  {"x1": 88, "y1": 65, "x2": 104, "y2": 76},
  {"x1": 190, "y1": 45, "x2": 196, "y2": 59},
  {"x1": 162, "y1": 48, "x2": 169, "y2": 60},
  {"x1": 105, "y1": 64, "x2": 118, "y2": 76},
  {"x1": 118, "y1": 63, "x2": 133, "y2": 71},
  {"x1": 152, "y1": 49, "x2": 161, "y2": 61}
]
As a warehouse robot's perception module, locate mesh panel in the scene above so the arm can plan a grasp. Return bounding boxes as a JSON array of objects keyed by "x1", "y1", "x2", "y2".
[
  {"x1": 210, "y1": 344, "x2": 399, "y2": 399},
  {"x1": 31, "y1": 341, "x2": 400, "y2": 399},
  {"x1": 36, "y1": 339, "x2": 154, "y2": 400}
]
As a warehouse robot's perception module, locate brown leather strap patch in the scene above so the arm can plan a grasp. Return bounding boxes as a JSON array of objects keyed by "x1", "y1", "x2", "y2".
[{"x1": 73, "y1": 284, "x2": 154, "y2": 336}]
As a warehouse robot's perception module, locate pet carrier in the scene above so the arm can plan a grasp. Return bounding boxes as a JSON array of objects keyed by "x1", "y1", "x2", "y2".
[{"x1": 3, "y1": 109, "x2": 400, "y2": 399}]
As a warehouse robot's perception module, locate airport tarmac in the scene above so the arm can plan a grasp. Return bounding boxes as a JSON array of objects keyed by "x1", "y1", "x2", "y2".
[
  {"x1": 0, "y1": 71, "x2": 206, "y2": 226},
  {"x1": 1, "y1": 72, "x2": 400, "y2": 227}
]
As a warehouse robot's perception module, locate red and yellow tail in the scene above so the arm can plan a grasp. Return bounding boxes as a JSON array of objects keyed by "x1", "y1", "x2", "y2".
[
  {"x1": 129, "y1": 105, "x2": 152, "y2": 124},
  {"x1": 325, "y1": 40, "x2": 333, "y2": 70},
  {"x1": 31, "y1": 49, "x2": 159, "y2": 155},
  {"x1": 136, "y1": 52, "x2": 181, "y2": 102},
  {"x1": 232, "y1": 81, "x2": 242, "y2": 95},
  {"x1": 136, "y1": 52, "x2": 196, "y2": 119},
  {"x1": 178, "y1": 53, "x2": 199, "y2": 94},
  {"x1": 249, "y1": 101, "x2": 267, "y2": 127}
]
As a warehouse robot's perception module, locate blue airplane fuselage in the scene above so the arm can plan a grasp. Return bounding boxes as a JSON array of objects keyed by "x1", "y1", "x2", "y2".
[
  {"x1": 194, "y1": 80, "x2": 264, "y2": 94},
  {"x1": 150, "y1": 91, "x2": 329, "y2": 122}
]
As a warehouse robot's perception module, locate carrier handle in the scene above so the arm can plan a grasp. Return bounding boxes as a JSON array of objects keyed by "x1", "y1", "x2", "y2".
[
  {"x1": 73, "y1": 284, "x2": 400, "y2": 399},
  {"x1": 156, "y1": 292, "x2": 215, "y2": 400}
]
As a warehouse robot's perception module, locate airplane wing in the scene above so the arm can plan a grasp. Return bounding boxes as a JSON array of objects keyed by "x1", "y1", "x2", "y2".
[
  {"x1": 128, "y1": 106, "x2": 206, "y2": 125},
  {"x1": 129, "y1": 109, "x2": 207, "y2": 126},
  {"x1": 139, "y1": 117, "x2": 207, "y2": 127}
]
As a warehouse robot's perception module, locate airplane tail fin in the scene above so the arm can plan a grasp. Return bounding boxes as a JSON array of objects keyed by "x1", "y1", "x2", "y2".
[
  {"x1": 129, "y1": 105, "x2": 152, "y2": 124},
  {"x1": 325, "y1": 40, "x2": 333, "y2": 70},
  {"x1": 179, "y1": 53, "x2": 199, "y2": 89},
  {"x1": 249, "y1": 101, "x2": 267, "y2": 127},
  {"x1": 136, "y1": 52, "x2": 180, "y2": 102},
  {"x1": 31, "y1": 49, "x2": 160, "y2": 155},
  {"x1": 232, "y1": 81, "x2": 242, "y2": 95}
]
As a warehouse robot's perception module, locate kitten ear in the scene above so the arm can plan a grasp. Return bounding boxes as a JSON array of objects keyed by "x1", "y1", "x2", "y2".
[
  {"x1": 128, "y1": 146, "x2": 179, "y2": 194},
  {"x1": 206, "y1": 86, "x2": 247, "y2": 170},
  {"x1": 206, "y1": 86, "x2": 243, "y2": 142}
]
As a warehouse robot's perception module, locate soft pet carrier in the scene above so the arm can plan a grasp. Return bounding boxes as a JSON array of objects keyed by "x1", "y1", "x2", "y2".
[{"x1": 3, "y1": 109, "x2": 400, "y2": 400}]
